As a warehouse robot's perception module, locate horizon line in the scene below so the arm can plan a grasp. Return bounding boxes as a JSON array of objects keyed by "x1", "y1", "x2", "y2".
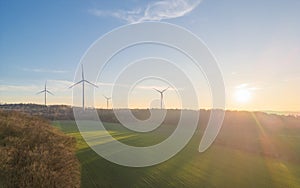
[{"x1": 0, "y1": 103, "x2": 299, "y2": 116}]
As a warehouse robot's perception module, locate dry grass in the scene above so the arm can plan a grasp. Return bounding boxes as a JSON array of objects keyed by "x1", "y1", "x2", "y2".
[{"x1": 0, "y1": 110, "x2": 80, "y2": 188}]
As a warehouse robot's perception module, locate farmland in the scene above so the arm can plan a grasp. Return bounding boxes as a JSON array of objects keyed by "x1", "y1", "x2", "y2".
[{"x1": 53, "y1": 111, "x2": 300, "y2": 188}]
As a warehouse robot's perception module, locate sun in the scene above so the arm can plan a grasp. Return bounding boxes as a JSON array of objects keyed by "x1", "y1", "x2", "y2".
[{"x1": 235, "y1": 89, "x2": 251, "y2": 103}]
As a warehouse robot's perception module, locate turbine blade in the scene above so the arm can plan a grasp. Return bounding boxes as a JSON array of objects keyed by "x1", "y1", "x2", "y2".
[
  {"x1": 162, "y1": 87, "x2": 169, "y2": 93},
  {"x1": 103, "y1": 94, "x2": 111, "y2": 100},
  {"x1": 69, "y1": 80, "x2": 83, "y2": 88},
  {"x1": 85, "y1": 80, "x2": 98, "y2": 88},
  {"x1": 153, "y1": 88, "x2": 161, "y2": 93},
  {"x1": 36, "y1": 90, "x2": 45, "y2": 95},
  {"x1": 46, "y1": 90, "x2": 54, "y2": 95},
  {"x1": 81, "y1": 64, "x2": 84, "y2": 80}
]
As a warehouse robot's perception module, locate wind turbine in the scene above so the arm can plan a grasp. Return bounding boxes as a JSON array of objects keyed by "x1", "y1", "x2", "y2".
[
  {"x1": 69, "y1": 64, "x2": 98, "y2": 110},
  {"x1": 36, "y1": 80, "x2": 53, "y2": 106},
  {"x1": 103, "y1": 95, "x2": 111, "y2": 109},
  {"x1": 153, "y1": 87, "x2": 169, "y2": 109}
]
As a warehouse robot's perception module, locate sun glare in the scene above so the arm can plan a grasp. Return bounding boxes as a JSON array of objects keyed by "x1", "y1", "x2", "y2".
[{"x1": 235, "y1": 89, "x2": 251, "y2": 103}]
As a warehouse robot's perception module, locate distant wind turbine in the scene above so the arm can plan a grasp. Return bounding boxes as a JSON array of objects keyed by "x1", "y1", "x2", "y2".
[
  {"x1": 153, "y1": 87, "x2": 169, "y2": 109},
  {"x1": 36, "y1": 80, "x2": 53, "y2": 106},
  {"x1": 69, "y1": 64, "x2": 98, "y2": 110},
  {"x1": 103, "y1": 95, "x2": 111, "y2": 109}
]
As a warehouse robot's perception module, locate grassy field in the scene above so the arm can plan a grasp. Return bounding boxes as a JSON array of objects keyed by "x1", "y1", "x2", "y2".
[{"x1": 52, "y1": 113, "x2": 300, "y2": 188}]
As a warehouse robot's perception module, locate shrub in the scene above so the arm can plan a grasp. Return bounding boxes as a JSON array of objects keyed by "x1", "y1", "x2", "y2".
[{"x1": 0, "y1": 110, "x2": 80, "y2": 188}]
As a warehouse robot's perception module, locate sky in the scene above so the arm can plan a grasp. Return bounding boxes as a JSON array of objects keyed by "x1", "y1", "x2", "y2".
[{"x1": 0, "y1": 0, "x2": 299, "y2": 111}]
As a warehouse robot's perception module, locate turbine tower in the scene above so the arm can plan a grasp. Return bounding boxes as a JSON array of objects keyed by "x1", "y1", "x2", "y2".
[
  {"x1": 36, "y1": 80, "x2": 53, "y2": 106},
  {"x1": 103, "y1": 95, "x2": 111, "y2": 109},
  {"x1": 153, "y1": 87, "x2": 169, "y2": 109},
  {"x1": 69, "y1": 64, "x2": 98, "y2": 110}
]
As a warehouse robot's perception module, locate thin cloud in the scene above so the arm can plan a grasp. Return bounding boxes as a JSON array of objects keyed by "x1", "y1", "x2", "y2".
[
  {"x1": 47, "y1": 80, "x2": 74, "y2": 91},
  {"x1": 95, "y1": 82, "x2": 179, "y2": 91},
  {"x1": 0, "y1": 80, "x2": 73, "y2": 92},
  {"x1": 0, "y1": 84, "x2": 38, "y2": 92},
  {"x1": 49, "y1": 79, "x2": 73, "y2": 85},
  {"x1": 96, "y1": 82, "x2": 115, "y2": 87},
  {"x1": 235, "y1": 83, "x2": 249, "y2": 89},
  {"x1": 22, "y1": 68, "x2": 69, "y2": 74},
  {"x1": 136, "y1": 85, "x2": 178, "y2": 91},
  {"x1": 235, "y1": 83, "x2": 262, "y2": 91},
  {"x1": 95, "y1": 82, "x2": 140, "y2": 89},
  {"x1": 89, "y1": 0, "x2": 202, "y2": 23}
]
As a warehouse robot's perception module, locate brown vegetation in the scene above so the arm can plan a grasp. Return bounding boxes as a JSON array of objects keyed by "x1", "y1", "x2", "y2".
[{"x1": 0, "y1": 110, "x2": 80, "y2": 188}]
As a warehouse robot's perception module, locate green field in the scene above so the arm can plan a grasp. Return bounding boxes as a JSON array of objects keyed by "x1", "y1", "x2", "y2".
[{"x1": 52, "y1": 116, "x2": 300, "y2": 188}]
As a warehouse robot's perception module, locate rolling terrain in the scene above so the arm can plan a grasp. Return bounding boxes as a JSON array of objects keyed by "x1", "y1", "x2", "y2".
[
  {"x1": 1, "y1": 104, "x2": 299, "y2": 187},
  {"x1": 52, "y1": 110, "x2": 300, "y2": 188}
]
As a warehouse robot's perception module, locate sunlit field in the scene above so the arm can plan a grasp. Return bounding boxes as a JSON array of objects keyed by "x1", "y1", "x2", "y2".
[{"x1": 53, "y1": 111, "x2": 300, "y2": 188}]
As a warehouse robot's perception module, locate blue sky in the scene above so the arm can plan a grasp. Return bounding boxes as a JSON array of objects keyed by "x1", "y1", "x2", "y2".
[{"x1": 0, "y1": 0, "x2": 299, "y2": 111}]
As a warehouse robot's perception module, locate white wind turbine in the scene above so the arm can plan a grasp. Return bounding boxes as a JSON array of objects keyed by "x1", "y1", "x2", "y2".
[
  {"x1": 36, "y1": 80, "x2": 53, "y2": 106},
  {"x1": 69, "y1": 64, "x2": 98, "y2": 110},
  {"x1": 103, "y1": 95, "x2": 111, "y2": 109},
  {"x1": 153, "y1": 87, "x2": 169, "y2": 109}
]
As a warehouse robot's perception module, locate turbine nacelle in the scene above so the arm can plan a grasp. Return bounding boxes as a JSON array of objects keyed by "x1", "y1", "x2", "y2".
[
  {"x1": 103, "y1": 95, "x2": 111, "y2": 109},
  {"x1": 69, "y1": 64, "x2": 98, "y2": 110},
  {"x1": 153, "y1": 87, "x2": 169, "y2": 109},
  {"x1": 36, "y1": 80, "x2": 54, "y2": 106}
]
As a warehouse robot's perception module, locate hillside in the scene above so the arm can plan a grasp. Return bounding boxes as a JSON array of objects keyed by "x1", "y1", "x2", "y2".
[{"x1": 0, "y1": 110, "x2": 80, "y2": 188}]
